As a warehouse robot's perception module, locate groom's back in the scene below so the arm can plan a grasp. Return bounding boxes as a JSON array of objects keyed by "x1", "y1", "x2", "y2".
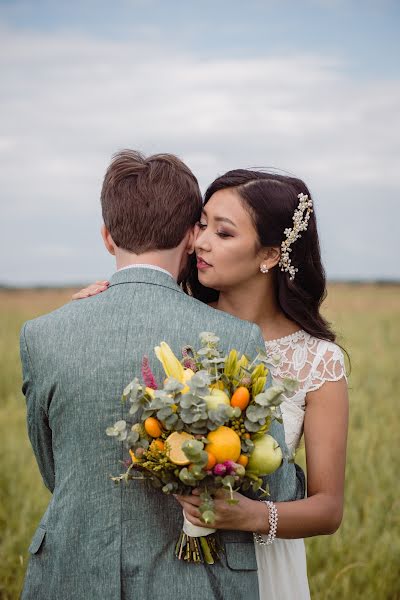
[{"x1": 21, "y1": 268, "x2": 266, "y2": 600}]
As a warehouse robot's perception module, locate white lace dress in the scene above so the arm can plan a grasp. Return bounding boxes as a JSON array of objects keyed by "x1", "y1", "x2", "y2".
[{"x1": 254, "y1": 330, "x2": 347, "y2": 600}]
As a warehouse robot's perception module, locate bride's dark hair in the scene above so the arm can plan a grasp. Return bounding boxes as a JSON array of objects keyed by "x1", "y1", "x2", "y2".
[{"x1": 182, "y1": 169, "x2": 337, "y2": 344}]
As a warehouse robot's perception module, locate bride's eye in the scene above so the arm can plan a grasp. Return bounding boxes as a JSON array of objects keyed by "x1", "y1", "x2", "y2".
[
  {"x1": 217, "y1": 230, "x2": 232, "y2": 238},
  {"x1": 196, "y1": 221, "x2": 207, "y2": 230}
]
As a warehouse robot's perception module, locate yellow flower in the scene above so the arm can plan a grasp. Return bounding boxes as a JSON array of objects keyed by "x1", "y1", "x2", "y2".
[
  {"x1": 145, "y1": 387, "x2": 156, "y2": 398},
  {"x1": 155, "y1": 343, "x2": 194, "y2": 393},
  {"x1": 155, "y1": 342, "x2": 185, "y2": 381},
  {"x1": 224, "y1": 349, "x2": 238, "y2": 377},
  {"x1": 236, "y1": 355, "x2": 249, "y2": 373},
  {"x1": 181, "y1": 368, "x2": 195, "y2": 394}
]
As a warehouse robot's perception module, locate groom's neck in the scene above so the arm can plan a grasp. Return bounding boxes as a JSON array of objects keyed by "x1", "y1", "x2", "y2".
[{"x1": 114, "y1": 248, "x2": 182, "y2": 281}]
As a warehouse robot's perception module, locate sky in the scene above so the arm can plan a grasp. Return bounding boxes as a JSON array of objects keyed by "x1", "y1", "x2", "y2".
[{"x1": 0, "y1": 0, "x2": 399, "y2": 285}]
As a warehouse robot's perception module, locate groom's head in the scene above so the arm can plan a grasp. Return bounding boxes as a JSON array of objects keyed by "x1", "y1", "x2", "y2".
[{"x1": 100, "y1": 150, "x2": 202, "y2": 254}]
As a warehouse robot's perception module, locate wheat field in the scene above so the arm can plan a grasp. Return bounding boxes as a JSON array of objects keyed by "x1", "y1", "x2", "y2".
[{"x1": 0, "y1": 284, "x2": 399, "y2": 599}]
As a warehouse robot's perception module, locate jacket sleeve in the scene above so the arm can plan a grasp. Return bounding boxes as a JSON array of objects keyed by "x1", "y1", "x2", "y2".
[
  {"x1": 20, "y1": 322, "x2": 55, "y2": 493},
  {"x1": 243, "y1": 324, "x2": 305, "y2": 503}
]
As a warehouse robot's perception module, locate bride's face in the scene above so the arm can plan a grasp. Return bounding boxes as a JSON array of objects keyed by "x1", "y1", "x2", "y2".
[{"x1": 194, "y1": 188, "x2": 262, "y2": 291}]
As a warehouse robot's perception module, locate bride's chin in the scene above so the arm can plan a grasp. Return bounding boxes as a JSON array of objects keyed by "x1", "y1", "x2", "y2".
[{"x1": 197, "y1": 270, "x2": 212, "y2": 282}]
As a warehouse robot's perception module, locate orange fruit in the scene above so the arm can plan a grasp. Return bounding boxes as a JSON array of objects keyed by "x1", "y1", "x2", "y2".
[
  {"x1": 144, "y1": 417, "x2": 163, "y2": 438},
  {"x1": 150, "y1": 438, "x2": 165, "y2": 452},
  {"x1": 230, "y1": 387, "x2": 250, "y2": 410},
  {"x1": 205, "y1": 451, "x2": 217, "y2": 470},
  {"x1": 244, "y1": 433, "x2": 251, "y2": 439},
  {"x1": 238, "y1": 454, "x2": 249, "y2": 467},
  {"x1": 206, "y1": 426, "x2": 241, "y2": 463},
  {"x1": 165, "y1": 431, "x2": 194, "y2": 465}
]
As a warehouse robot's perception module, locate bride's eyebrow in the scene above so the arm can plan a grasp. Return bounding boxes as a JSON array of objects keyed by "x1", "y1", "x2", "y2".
[{"x1": 201, "y1": 209, "x2": 237, "y2": 228}]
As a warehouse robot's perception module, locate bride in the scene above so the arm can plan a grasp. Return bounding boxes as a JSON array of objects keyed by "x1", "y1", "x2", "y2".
[{"x1": 74, "y1": 169, "x2": 348, "y2": 600}]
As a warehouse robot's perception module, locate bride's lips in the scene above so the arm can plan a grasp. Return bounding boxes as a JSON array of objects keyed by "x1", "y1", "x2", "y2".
[{"x1": 196, "y1": 256, "x2": 212, "y2": 270}]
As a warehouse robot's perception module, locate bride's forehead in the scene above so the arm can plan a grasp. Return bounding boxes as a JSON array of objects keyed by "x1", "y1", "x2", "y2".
[{"x1": 203, "y1": 189, "x2": 250, "y2": 222}]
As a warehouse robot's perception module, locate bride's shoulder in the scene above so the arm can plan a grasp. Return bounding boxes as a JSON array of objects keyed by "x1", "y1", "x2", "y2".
[{"x1": 305, "y1": 333, "x2": 347, "y2": 391}]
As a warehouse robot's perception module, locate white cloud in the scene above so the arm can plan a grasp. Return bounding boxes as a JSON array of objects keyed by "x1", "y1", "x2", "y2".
[{"x1": 0, "y1": 25, "x2": 399, "y2": 283}]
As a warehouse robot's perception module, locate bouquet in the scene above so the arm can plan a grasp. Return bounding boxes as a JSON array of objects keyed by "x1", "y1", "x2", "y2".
[{"x1": 106, "y1": 332, "x2": 295, "y2": 564}]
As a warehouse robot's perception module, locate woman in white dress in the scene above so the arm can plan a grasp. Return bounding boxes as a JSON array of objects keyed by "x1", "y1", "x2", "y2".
[
  {"x1": 74, "y1": 169, "x2": 348, "y2": 599},
  {"x1": 178, "y1": 169, "x2": 349, "y2": 599}
]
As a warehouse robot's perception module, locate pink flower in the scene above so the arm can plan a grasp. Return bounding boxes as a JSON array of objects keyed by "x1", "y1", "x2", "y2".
[
  {"x1": 141, "y1": 356, "x2": 158, "y2": 390},
  {"x1": 213, "y1": 463, "x2": 227, "y2": 476},
  {"x1": 223, "y1": 460, "x2": 236, "y2": 475}
]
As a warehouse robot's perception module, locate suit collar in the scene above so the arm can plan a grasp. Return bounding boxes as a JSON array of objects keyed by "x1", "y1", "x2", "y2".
[{"x1": 108, "y1": 266, "x2": 184, "y2": 294}]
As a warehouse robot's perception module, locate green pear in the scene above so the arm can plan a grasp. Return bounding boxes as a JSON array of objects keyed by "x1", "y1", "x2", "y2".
[
  {"x1": 247, "y1": 434, "x2": 283, "y2": 475},
  {"x1": 204, "y1": 389, "x2": 231, "y2": 411}
]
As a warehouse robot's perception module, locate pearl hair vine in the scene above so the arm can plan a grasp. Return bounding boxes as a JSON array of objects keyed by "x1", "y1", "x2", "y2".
[{"x1": 278, "y1": 192, "x2": 313, "y2": 281}]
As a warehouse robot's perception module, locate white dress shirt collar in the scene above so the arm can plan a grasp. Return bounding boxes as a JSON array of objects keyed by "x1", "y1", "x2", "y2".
[{"x1": 117, "y1": 263, "x2": 174, "y2": 279}]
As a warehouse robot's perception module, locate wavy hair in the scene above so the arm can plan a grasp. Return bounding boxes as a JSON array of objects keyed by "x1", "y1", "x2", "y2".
[{"x1": 182, "y1": 169, "x2": 338, "y2": 344}]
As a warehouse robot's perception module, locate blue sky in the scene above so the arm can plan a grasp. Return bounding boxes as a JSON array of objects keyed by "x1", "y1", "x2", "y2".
[{"x1": 0, "y1": 0, "x2": 399, "y2": 284}]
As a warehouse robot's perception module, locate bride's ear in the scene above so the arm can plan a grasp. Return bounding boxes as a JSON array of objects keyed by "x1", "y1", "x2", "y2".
[
  {"x1": 259, "y1": 246, "x2": 280, "y2": 270},
  {"x1": 101, "y1": 224, "x2": 116, "y2": 256}
]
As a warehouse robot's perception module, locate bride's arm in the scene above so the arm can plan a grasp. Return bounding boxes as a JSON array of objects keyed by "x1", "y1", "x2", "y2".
[{"x1": 176, "y1": 376, "x2": 349, "y2": 538}]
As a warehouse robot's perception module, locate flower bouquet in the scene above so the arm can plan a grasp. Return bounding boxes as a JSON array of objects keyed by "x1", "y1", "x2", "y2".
[{"x1": 106, "y1": 332, "x2": 295, "y2": 564}]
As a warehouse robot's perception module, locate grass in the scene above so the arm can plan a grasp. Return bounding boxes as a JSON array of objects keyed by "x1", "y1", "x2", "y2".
[{"x1": 0, "y1": 285, "x2": 399, "y2": 599}]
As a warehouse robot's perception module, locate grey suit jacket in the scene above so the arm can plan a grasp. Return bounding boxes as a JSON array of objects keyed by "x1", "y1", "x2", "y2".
[{"x1": 20, "y1": 267, "x2": 305, "y2": 600}]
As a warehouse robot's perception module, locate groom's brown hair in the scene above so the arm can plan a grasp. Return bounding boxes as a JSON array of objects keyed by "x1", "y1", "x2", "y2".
[{"x1": 101, "y1": 150, "x2": 202, "y2": 253}]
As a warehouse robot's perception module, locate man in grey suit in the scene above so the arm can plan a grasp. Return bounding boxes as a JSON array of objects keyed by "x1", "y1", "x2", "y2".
[{"x1": 20, "y1": 150, "x2": 304, "y2": 599}]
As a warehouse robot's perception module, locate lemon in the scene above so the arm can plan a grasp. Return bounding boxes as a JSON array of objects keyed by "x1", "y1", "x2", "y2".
[{"x1": 165, "y1": 431, "x2": 194, "y2": 465}]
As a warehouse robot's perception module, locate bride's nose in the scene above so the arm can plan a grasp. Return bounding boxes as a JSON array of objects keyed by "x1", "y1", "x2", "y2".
[{"x1": 194, "y1": 228, "x2": 212, "y2": 252}]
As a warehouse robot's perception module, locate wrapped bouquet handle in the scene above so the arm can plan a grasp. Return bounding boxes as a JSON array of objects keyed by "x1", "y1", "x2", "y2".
[{"x1": 175, "y1": 510, "x2": 223, "y2": 564}]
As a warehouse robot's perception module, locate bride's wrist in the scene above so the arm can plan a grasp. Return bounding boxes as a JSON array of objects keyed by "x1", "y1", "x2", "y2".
[{"x1": 253, "y1": 501, "x2": 270, "y2": 535}]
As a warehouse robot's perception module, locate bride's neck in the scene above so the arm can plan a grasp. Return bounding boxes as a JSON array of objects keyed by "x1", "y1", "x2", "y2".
[{"x1": 216, "y1": 279, "x2": 299, "y2": 341}]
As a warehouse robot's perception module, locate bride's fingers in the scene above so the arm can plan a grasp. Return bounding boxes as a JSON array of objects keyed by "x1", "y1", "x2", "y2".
[
  {"x1": 184, "y1": 513, "x2": 205, "y2": 527},
  {"x1": 71, "y1": 283, "x2": 108, "y2": 300},
  {"x1": 174, "y1": 494, "x2": 202, "y2": 507},
  {"x1": 71, "y1": 290, "x2": 92, "y2": 300},
  {"x1": 181, "y1": 503, "x2": 201, "y2": 520}
]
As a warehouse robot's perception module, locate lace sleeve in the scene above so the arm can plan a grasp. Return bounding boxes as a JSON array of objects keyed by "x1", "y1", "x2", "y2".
[{"x1": 308, "y1": 342, "x2": 347, "y2": 392}]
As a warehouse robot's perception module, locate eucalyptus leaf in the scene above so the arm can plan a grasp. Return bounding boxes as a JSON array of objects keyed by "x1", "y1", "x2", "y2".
[
  {"x1": 157, "y1": 407, "x2": 173, "y2": 420},
  {"x1": 282, "y1": 377, "x2": 298, "y2": 393},
  {"x1": 199, "y1": 332, "x2": 220, "y2": 344},
  {"x1": 222, "y1": 475, "x2": 236, "y2": 487},
  {"x1": 244, "y1": 418, "x2": 262, "y2": 432},
  {"x1": 201, "y1": 510, "x2": 216, "y2": 525},
  {"x1": 164, "y1": 378, "x2": 185, "y2": 393},
  {"x1": 164, "y1": 413, "x2": 178, "y2": 428}
]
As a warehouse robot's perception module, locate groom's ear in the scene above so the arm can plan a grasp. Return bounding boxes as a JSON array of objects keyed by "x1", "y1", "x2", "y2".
[{"x1": 101, "y1": 225, "x2": 116, "y2": 256}]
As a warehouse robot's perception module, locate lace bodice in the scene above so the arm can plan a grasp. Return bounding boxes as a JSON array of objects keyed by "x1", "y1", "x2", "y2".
[{"x1": 265, "y1": 330, "x2": 347, "y2": 455}]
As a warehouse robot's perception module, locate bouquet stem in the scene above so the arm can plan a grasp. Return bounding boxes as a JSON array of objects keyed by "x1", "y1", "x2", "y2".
[
  {"x1": 174, "y1": 510, "x2": 224, "y2": 564},
  {"x1": 174, "y1": 531, "x2": 223, "y2": 564}
]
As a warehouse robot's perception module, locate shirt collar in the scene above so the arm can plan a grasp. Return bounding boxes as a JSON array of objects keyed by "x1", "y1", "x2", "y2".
[{"x1": 117, "y1": 263, "x2": 174, "y2": 279}]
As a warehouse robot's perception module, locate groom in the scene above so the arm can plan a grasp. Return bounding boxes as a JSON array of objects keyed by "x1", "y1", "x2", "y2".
[{"x1": 20, "y1": 150, "x2": 304, "y2": 600}]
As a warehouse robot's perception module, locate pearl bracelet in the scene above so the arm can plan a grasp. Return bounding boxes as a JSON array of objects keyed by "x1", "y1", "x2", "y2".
[{"x1": 253, "y1": 500, "x2": 278, "y2": 546}]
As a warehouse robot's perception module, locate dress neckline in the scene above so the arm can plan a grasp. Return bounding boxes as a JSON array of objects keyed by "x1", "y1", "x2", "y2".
[{"x1": 264, "y1": 329, "x2": 307, "y2": 345}]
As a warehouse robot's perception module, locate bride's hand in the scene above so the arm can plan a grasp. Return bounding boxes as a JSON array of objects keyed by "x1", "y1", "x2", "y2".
[
  {"x1": 174, "y1": 488, "x2": 268, "y2": 533},
  {"x1": 71, "y1": 280, "x2": 109, "y2": 300}
]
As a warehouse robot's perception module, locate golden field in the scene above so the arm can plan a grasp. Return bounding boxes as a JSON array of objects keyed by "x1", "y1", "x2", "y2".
[{"x1": 0, "y1": 284, "x2": 399, "y2": 599}]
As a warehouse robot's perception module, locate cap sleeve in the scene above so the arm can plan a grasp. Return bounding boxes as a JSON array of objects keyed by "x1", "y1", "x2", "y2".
[{"x1": 308, "y1": 341, "x2": 347, "y2": 392}]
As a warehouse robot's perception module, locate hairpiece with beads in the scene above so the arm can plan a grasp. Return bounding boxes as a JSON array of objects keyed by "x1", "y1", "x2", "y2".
[{"x1": 279, "y1": 193, "x2": 313, "y2": 280}]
